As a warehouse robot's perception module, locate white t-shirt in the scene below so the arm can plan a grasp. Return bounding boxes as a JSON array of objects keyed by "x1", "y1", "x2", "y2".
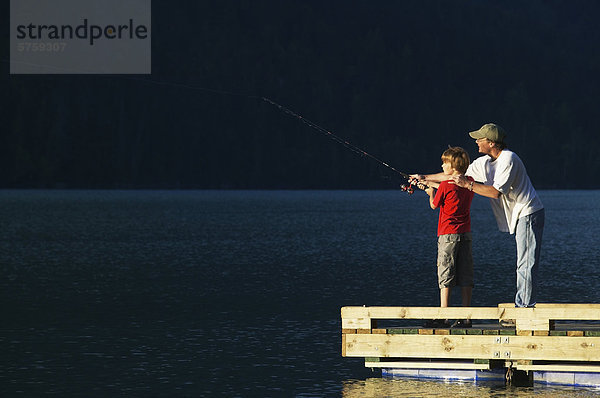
[{"x1": 466, "y1": 150, "x2": 543, "y2": 234}]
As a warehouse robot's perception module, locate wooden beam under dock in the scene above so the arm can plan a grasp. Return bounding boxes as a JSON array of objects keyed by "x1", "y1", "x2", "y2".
[{"x1": 341, "y1": 303, "x2": 600, "y2": 384}]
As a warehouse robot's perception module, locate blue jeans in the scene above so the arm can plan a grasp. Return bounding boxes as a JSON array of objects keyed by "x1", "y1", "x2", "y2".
[{"x1": 514, "y1": 208, "x2": 545, "y2": 307}]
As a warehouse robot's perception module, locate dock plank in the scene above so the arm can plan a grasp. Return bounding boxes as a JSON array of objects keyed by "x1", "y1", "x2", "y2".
[
  {"x1": 364, "y1": 360, "x2": 491, "y2": 370},
  {"x1": 343, "y1": 333, "x2": 600, "y2": 362},
  {"x1": 342, "y1": 306, "x2": 600, "y2": 324}
]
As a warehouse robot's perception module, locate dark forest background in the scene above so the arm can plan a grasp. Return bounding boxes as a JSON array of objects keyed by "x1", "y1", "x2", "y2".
[{"x1": 3, "y1": 1, "x2": 600, "y2": 189}]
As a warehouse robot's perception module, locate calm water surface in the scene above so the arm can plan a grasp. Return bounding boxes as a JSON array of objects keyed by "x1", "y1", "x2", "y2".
[{"x1": 1, "y1": 189, "x2": 600, "y2": 396}]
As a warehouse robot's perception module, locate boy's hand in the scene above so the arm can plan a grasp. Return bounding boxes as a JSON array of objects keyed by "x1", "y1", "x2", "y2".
[
  {"x1": 408, "y1": 175, "x2": 427, "y2": 190},
  {"x1": 416, "y1": 181, "x2": 428, "y2": 190}
]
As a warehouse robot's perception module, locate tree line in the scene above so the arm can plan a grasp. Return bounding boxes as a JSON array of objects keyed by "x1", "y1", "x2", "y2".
[{"x1": 3, "y1": 1, "x2": 600, "y2": 189}]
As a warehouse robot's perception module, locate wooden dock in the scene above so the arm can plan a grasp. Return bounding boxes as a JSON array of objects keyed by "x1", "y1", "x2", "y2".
[{"x1": 341, "y1": 304, "x2": 600, "y2": 386}]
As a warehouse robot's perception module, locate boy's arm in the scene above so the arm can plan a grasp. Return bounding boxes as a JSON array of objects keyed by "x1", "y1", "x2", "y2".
[{"x1": 425, "y1": 187, "x2": 437, "y2": 209}]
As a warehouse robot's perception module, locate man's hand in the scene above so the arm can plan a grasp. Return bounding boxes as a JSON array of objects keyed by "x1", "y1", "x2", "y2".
[
  {"x1": 409, "y1": 174, "x2": 425, "y2": 183},
  {"x1": 450, "y1": 175, "x2": 501, "y2": 198},
  {"x1": 409, "y1": 174, "x2": 427, "y2": 189},
  {"x1": 450, "y1": 174, "x2": 469, "y2": 188},
  {"x1": 408, "y1": 174, "x2": 428, "y2": 190}
]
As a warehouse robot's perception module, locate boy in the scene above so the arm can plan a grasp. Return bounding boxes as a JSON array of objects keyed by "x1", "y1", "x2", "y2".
[{"x1": 418, "y1": 147, "x2": 475, "y2": 328}]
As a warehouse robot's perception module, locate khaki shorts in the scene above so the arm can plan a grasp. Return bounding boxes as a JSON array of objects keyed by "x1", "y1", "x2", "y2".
[{"x1": 437, "y1": 232, "x2": 473, "y2": 289}]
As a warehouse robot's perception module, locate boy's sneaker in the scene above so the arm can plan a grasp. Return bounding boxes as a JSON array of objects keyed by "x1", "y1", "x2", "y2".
[
  {"x1": 423, "y1": 319, "x2": 451, "y2": 328},
  {"x1": 451, "y1": 319, "x2": 472, "y2": 328}
]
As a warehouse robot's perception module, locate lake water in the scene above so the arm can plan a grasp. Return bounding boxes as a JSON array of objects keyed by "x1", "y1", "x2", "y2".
[{"x1": 2, "y1": 189, "x2": 600, "y2": 396}]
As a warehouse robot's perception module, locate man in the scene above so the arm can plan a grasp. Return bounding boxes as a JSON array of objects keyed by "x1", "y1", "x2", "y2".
[{"x1": 413, "y1": 123, "x2": 544, "y2": 309}]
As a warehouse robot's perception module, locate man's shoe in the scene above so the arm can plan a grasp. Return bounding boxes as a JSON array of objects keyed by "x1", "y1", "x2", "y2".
[
  {"x1": 423, "y1": 319, "x2": 451, "y2": 328},
  {"x1": 500, "y1": 319, "x2": 516, "y2": 327},
  {"x1": 451, "y1": 319, "x2": 472, "y2": 328}
]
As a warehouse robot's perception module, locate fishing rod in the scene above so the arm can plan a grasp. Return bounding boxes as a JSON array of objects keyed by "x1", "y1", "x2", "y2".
[
  {"x1": 260, "y1": 97, "x2": 423, "y2": 193},
  {"x1": 4, "y1": 60, "x2": 422, "y2": 192}
]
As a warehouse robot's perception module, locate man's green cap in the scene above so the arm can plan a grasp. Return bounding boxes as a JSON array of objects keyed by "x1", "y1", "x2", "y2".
[{"x1": 469, "y1": 123, "x2": 506, "y2": 142}]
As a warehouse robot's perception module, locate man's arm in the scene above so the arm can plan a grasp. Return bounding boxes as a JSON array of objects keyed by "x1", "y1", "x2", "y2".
[
  {"x1": 410, "y1": 172, "x2": 451, "y2": 184},
  {"x1": 450, "y1": 175, "x2": 501, "y2": 199}
]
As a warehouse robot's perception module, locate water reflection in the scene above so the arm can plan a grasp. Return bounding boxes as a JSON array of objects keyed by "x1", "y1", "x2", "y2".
[{"x1": 342, "y1": 377, "x2": 600, "y2": 397}]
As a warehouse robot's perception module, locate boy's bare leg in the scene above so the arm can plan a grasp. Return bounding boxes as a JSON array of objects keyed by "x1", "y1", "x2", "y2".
[{"x1": 440, "y1": 287, "x2": 451, "y2": 307}]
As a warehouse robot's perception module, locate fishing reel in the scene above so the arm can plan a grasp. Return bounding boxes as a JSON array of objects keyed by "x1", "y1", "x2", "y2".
[
  {"x1": 400, "y1": 179, "x2": 427, "y2": 194},
  {"x1": 399, "y1": 183, "x2": 415, "y2": 194}
]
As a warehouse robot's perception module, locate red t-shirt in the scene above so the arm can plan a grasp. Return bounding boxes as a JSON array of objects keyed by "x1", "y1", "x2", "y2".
[{"x1": 432, "y1": 178, "x2": 474, "y2": 236}]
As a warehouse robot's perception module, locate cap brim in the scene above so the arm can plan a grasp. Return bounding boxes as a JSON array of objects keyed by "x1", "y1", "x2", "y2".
[{"x1": 469, "y1": 130, "x2": 485, "y2": 139}]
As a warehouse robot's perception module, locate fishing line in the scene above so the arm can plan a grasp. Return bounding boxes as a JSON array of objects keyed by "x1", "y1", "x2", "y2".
[
  {"x1": 260, "y1": 97, "x2": 411, "y2": 181},
  {"x1": 5, "y1": 59, "x2": 419, "y2": 189},
  {"x1": 125, "y1": 74, "x2": 416, "y2": 184}
]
